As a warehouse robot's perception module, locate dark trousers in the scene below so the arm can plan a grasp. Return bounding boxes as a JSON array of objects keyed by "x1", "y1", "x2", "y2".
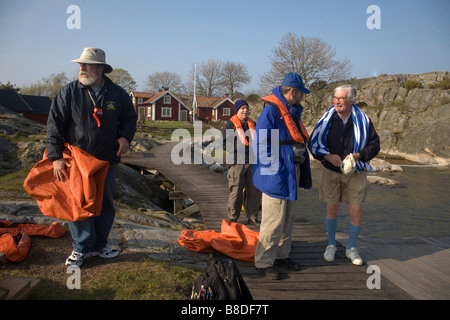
[
  {"x1": 227, "y1": 164, "x2": 261, "y2": 221},
  {"x1": 68, "y1": 165, "x2": 117, "y2": 253}
]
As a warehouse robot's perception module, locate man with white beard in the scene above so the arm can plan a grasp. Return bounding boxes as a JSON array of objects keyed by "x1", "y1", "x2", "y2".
[{"x1": 46, "y1": 47, "x2": 137, "y2": 267}]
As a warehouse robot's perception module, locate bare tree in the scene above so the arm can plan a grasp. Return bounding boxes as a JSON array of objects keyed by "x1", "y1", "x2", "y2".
[
  {"x1": 221, "y1": 61, "x2": 250, "y2": 99},
  {"x1": 108, "y1": 68, "x2": 137, "y2": 93},
  {"x1": 145, "y1": 71, "x2": 185, "y2": 94},
  {"x1": 197, "y1": 59, "x2": 223, "y2": 97},
  {"x1": 260, "y1": 33, "x2": 352, "y2": 94},
  {"x1": 21, "y1": 72, "x2": 69, "y2": 99}
]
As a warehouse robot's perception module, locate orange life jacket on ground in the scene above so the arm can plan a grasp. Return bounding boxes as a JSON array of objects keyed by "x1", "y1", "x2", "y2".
[
  {"x1": 229, "y1": 115, "x2": 256, "y2": 146},
  {"x1": 178, "y1": 219, "x2": 259, "y2": 262},
  {"x1": 261, "y1": 94, "x2": 309, "y2": 144},
  {"x1": 0, "y1": 220, "x2": 66, "y2": 262},
  {"x1": 0, "y1": 233, "x2": 31, "y2": 263}
]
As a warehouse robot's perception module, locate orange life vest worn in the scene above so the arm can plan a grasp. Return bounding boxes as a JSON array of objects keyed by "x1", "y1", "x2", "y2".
[
  {"x1": 229, "y1": 115, "x2": 256, "y2": 146},
  {"x1": 261, "y1": 94, "x2": 309, "y2": 144}
]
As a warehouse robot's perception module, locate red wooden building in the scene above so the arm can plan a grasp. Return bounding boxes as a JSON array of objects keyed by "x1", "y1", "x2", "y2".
[
  {"x1": 130, "y1": 89, "x2": 191, "y2": 122},
  {"x1": 195, "y1": 95, "x2": 234, "y2": 122}
]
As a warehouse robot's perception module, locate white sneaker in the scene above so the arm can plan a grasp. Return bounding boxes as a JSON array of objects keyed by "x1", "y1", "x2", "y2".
[
  {"x1": 65, "y1": 250, "x2": 92, "y2": 267},
  {"x1": 94, "y1": 246, "x2": 119, "y2": 258},
  {"x1": 346, "y1": 247, "x2": 363, "y2": 265},
  {"x1": 324, "y1": 245, "x2": 337, "y2": 262}
]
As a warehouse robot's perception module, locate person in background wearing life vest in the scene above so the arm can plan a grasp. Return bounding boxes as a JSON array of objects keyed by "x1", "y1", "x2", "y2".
[
  {"x1": 309, "y1": 85, "x2": 380, "y2": 266},
  {"x1": 252, "y1": 73, "x2": 312, "y2": 280},
  {"x1": 221, "y1": 100, "x2": 262, "y2": 225},
  {"x1": 47, "y1": 48, "x2": 137, "y2": 267}
]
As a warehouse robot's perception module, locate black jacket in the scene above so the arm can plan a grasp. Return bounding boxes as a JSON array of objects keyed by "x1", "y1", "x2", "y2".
[
  {"x1": 221, "y1": 119, "x2": 253, "y2": 165},
  {"x1": 311, "y1": 112, "x2": 380, "y2": 173},
  {"x1": 46, "y1": 76, "x2": 137, "y2": 165}
]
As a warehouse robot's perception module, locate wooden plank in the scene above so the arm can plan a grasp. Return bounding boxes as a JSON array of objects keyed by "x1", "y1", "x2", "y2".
[
  {"x1": 175, "y1": 204, "x2": 201, "y2": 219},
  {"x1": 337, "y1": 234, "x2": 450, "y2": 299},
  {"x1": 0, "y1": 276, "x2": 40, "y2": 300},
  {"x1": 169, "y1": 191, "x2": 189, "y2": 200}
]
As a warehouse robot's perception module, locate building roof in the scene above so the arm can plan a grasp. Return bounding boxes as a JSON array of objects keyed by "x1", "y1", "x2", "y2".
[
  {"x1": 21, "y1": 95, "x2": 52, "y2": 115},
  {"x1": 130, "y1": 92, "x2": 153, "y2": 99},
  {"x1": 196, "y1": 96, "x2": 233, "y2": 109},
  {"x1": 0, "y1": 90, "x2": 33, "y2": 113},
  {"x1": 142, "y1": 91, "x2": 166, "y2": 104}
]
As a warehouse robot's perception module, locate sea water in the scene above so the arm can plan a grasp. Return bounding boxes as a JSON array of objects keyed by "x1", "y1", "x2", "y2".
[{"x1": 297, "y1": 164, "x2": 450, "y2": 239}]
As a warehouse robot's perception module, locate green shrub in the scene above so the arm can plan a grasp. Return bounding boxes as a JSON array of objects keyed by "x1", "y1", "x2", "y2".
[
  {"x1": 404, "y1": 80, "x2": 422, "y2": 91},
  {"x1": 429, "y1": 77, "x2": 450, "y2": 90}
]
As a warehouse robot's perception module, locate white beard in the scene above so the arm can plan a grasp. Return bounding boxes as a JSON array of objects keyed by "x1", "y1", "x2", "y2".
[{"x1": 78, "y1": 70, "x2": 99, "y2": 86}]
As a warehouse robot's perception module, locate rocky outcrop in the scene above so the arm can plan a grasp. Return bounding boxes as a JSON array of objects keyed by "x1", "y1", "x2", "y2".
[{"x1": 304, "y1": 71, "x2": 450, "y2": 165}]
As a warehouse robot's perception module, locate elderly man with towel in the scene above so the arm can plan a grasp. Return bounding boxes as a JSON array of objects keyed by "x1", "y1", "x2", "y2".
[{"x1": 309, "y1": 84, "x2": 380, "y2": 265}]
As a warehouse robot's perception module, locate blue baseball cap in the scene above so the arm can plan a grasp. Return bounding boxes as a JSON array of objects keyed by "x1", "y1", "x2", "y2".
[{"x1": 282, "y1": 72, "x2": 310, "y2": 94}]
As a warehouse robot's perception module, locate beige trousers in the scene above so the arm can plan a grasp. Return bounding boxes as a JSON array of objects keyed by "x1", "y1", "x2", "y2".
[{"x1": 254, "y1": 166, "x2": 299, "y2": 268}]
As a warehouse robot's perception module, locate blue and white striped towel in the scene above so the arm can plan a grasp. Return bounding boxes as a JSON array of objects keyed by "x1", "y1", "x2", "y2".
[{"x1": 309, "y1": 105, "x2": 373, "y2": 172}]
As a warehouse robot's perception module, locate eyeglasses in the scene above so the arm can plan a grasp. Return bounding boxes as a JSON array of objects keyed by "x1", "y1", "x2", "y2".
[{"x1": 333, "y1": 96, "x2": 347, "y2": 102}]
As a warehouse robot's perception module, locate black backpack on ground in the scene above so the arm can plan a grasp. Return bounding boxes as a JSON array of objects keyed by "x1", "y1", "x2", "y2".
[{"x1": 191, "y1": 258, "x2": 253, "y2": 300}]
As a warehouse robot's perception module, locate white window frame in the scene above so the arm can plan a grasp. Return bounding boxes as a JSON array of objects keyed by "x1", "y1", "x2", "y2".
[
  {"x1": 223, "y1": 108, "x2": 230, "y2": 116},
  {"x1": 162, "y1": 107, "x2": 172, "y2": 117},
  {"x1": 164, "y1": 95, "x2": 171, "y2": 104}
]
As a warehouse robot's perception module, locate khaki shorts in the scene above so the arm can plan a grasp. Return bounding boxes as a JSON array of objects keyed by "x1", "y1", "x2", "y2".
[{"x1": 319, "y1": 168, "x2": 368, "y2": 205}]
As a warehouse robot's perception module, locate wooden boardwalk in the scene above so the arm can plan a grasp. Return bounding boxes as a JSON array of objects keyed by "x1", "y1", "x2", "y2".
[{"x1": 122, "y1": 141, "x2": 447, "y2": 300}]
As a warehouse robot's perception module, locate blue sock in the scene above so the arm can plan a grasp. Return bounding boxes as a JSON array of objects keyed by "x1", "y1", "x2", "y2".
[
  {"x1": 325, "y1": 218, "x2": 337, "y2": 246},
  {"x1": 347, "y1": 223, "x2": 361, "y2": 249}
]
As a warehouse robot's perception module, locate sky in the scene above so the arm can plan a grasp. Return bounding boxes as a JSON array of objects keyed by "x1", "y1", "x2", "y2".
[{"x1": 0, "y1": 0, "x2": 449, "y2": 93}]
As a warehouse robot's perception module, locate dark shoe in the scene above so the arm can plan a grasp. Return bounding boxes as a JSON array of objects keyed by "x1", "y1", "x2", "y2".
[
  {"x1": 256, "y1": 267, "x2": 280, "y2": 280},
  {"x1": 230, "y1": 218, "x2": 238, "y2": 223},
  {"x1": 247, "y1": 218, "x2": 260, "y2": 226},
  {"x1": 274, "y1": 258, "x2": 300, "y2": 271}
]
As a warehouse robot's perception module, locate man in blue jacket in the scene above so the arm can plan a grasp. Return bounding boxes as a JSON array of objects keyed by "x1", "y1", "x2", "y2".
[
  {"x1": 47, "y1": 47, "x2": 137, "y2": 266},
  {"x1": 252, "y1": 73, "x2": 312, "y2": 280}
]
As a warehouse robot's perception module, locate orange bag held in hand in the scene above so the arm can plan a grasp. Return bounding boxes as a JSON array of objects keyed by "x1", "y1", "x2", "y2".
[{"x1": 23, "y1": 143, "x2": 109, "y2": 221}]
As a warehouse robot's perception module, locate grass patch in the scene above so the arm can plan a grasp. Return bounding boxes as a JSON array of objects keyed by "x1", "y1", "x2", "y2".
[
  {"x1": 0, "y1": 166, "x2": 32, "y2": 193},
  {"x1": 0, "y1": 235, "x2": 201, "y2": 300}
]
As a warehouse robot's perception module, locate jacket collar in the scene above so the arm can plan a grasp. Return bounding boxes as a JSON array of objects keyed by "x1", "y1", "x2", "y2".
[{"x1": 271, "y1": 86, "x2": 303, "y2": 113}]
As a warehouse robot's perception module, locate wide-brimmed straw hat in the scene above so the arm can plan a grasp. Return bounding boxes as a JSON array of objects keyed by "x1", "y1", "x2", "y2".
[{"x1": 71, "y1": 47, "x2": 113, "y2": 73}]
